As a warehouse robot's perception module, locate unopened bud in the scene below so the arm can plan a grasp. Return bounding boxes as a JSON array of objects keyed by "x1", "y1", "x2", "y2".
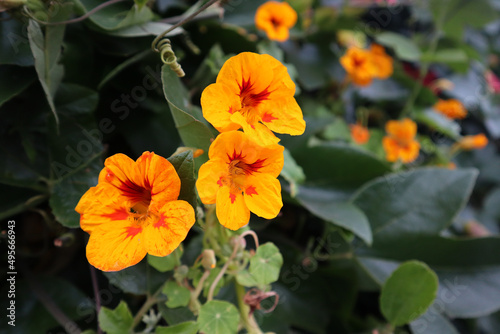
[
  {"x1": 464, "y1": 220, "x2": 491, "y2": 237},
  {"x1": 54, "y1": 232, "x2": 75, "y2": 247},
  {"x1": 201, "y1": 249, "x2": 216, "y2": 270}
]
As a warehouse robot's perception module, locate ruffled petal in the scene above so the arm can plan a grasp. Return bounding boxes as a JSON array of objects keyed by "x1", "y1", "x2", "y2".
[
  {"x1": 230, "y1": 112, "x2": 280, "y2": 146},
  {"x1": 143, "y1": 200, "x2": 195, "y2": 257},
  {"x1": 258, "y1": 97, "x2": 305, "y2": 136},
  {"x1": 243, "y1": 174, "x2": 282, "y2": 219},
  {"x1": 196, "y1": 159, "x2": 227, "y2": 204},
  {"x1": 86, "y1": 220, "x2": 147, "y2": 272},
  {"x1": 135, "y1": 152, "x2": 181, "y2": 212},
  {"x1": 216, "y1": 186, "x2": 250, "y2": 230},
  {"x1": 201, "y1": 83, "x2": 242, "y2": 132}
]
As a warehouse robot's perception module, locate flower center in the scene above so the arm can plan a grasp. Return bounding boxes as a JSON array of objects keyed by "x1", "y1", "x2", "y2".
[{"x1": 237, "y1": 78, "x2": 271, "y2": 123}]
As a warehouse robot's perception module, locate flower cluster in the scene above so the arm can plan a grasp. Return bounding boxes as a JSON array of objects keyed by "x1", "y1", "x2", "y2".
[
  {"x1": 198, "y1": 52, "x2": 305, "y2": 229},
  {"x1": 340, "y1": 44, "x2": 393, "y2": 86},
  {"x1": 76, "y1": 152, "x2": 195, "y2": 271}
]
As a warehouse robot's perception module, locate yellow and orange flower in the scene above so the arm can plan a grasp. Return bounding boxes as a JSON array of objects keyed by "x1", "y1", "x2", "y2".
[
  {"x1": 350, "y1": 123, "x2": 370, "y2": 144},
  {"x1": 76, "y1": 152, "x2": 195, "y2": 271},
  {"x1": 201, "y1": 52, "x2": 305, "y2": 145},
  {"x1": 433, "y1": 99, "x2": 467, "y2": 119},
  {"x1": 369, "y1": 44, "x2": 393, "y2": 79},
  {"x1": 255, "y1": 1, "x2": 297, "y2": 42},
  {"x1": 456, "y1": 134, "x2": 488, "y2": 150},
  {"x1": 340, "y1": 45, "x2": 393, "y2": 86},
  {"x1": 196, "y1": 131, "x2": 284, "y2": 230},
  {"x1": 382, "y1": 118, "x2": 420, "y2": 163}
]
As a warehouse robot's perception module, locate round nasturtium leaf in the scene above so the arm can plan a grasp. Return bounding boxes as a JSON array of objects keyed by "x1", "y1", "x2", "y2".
[
  {"x1": 197, "y1": 300, "x2": 240, "y2": 334},
  {"x1": 163, "y1": 281, "x2": 191, "y2": 308},
  {"x1": 249, "y1": 242, "x2": 284, "y2": 285},
  {"x1": 380, "y1": 261, "x2": 439, "y2": 326}
]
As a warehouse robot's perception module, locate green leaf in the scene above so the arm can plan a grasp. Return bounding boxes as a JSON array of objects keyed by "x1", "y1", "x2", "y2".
[
  {"x1": 293, "y1": 142, "x2": 390, "y2": 191},
  {"x1": 148, "y1": 247, "x2": 183, "y2": 272},
  {"x1": 167, "y1": 151, "x2": 197, "y2": 211},
  {"x1": 414, "y1": 109, "x2": 461, "y2": 140},
  {"x1": 163, "y1": 281, "x2": 191, "y2": 308},
  {"x1": 352, "y1": 168, "x2": 477, "y2": 241},
  {"x1": 0, "y1": 65, "x2": 36, "y2": 107},
  {"x1": 106, "y1": 21, "x2": 184, "y2": 37},
  {"x1": 249, "y1": 242, "x2": 283, "y2": 285},
  {"x1": 410, "y1": 309, "x2": 459, "y2": 334},
  {"x1": 380, "y1": 261, "x2": 438, "y2": 326},
  {"x1": 0, "y1": 18, "x2": 34, "y2": 66},
  {"x1": 197, "y1": 300, "x2": 240, "y2": 334},
  {"x1": 49, "y1": 157, "x2": 101, "y2": 227},
  {"x1": 421, "y1": 48, "x2": 469, "y2": 72},
  {"x1": 296, "y1": 191, "x2": 372, "y2": 245},
  {"x1": 162, "y1": 65, "x2": 214, "y2": 167},
  {"x1": 28, "y1": 19, "x2": 66, "y2": 124},
  {"x1": 156, "y1": 321, "x2": 198, "y2": 334},
  {"x1": 235, "y1": 269, "x2": 260, "y2": 287},
  {"x1": 98, "y1": 301, "x2": 133, "y2": 334},
  {"x1": 78, "y1": 0, "x2": 154, "y2": 31},
  {"x1": 357, "y1": 236, "x2": 500, "y2": 318},
  {"x1": 104, "y1": 260, "x2": 166, "y2": 295},
  {"x1": 280, "y1": 148, "x2": 305, "y2": 197},
  {"x1": 375, "y1": 32, "x2": 421, "y2": 61},
  {"x1": 430, "y1": 0, "x2": 498, "y2": 40}
]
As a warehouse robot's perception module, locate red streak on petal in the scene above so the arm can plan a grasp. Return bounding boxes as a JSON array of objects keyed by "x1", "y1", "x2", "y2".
[
  {"x1": 228, "y1": 106, "x2": 235, "y2": 114},
  {"x1": 229, "y1": 193, "x2": 237, "y2": 204},
  {"x1": 245, "y1": 158, "x2": 267, "y2": 175},
  {"x1": 239, "y1": 78, "x2": 271, "y2": 107},
  {"x1": 154, "y1": 216, "x2": 167, "y2": 228},
  {"x1": 245, "y1": 185, "x2": 258, "y2": 196},
  {"x1": 251, "y1": 124, "x2": 256, "y2": 129},
  {"x1": 102, "y1": 207, "x2": 129, "y2": 221},
  {"x1": 118, "y1": 179, "x2": 151, "y2": 204},
  {"x1": 262, "y1": 112, "x2": 278, "y2": 123},
  {"x1": 105, "y1": 168, "x2": 115, "y2": 182},
  {"x1": 125, "y1": 226, "x2": 142, "y2": 238},
  {"x1": 217, "y1": 177, "x2": 224, "y2": 187}
]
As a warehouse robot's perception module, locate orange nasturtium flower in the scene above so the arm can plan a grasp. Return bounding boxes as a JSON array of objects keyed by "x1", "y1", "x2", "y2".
[
  {"x1": 201, "y1": 52, "x2": 305, "y2": 145},
  {"x1": 369, "y1": 44, "x2": 393, "y2": 79},
  {"x1": 255, "y1": 1, "x2": 297, "y2": 42},
  {"x1": 350, "y1": 123, "x2": 370, "y2": 144},
  {"x1": 76, "y1": 152, "x2": 195, "y2": 271},
  {"x1": 433, "y1": 99, "x2": 467, "y2": 119},
  {"x1": 340, "y1": 45, "x2": 393, "y2": 86},
  {"x1": 196, "y1": 131, "x2": 284, "y2": 230},
  {"x1": 456, "y1": 134, "x2": 488, "y2": 150},
  {"x1": 382, "y1": 118, "x2": 420, "y2": 163}
]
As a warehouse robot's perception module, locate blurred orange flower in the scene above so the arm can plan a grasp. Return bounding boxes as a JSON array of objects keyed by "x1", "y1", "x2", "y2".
[
  {"x1": 370, "y1": 44, "x2": 393, "y2": 79},
  {"x1": 201, "y1": 52, "x2": 305, "y2": 145},
  {"x1": 76, "y1": 152, "x2": 195, "y2": 271},
  {"x1": 382, "y1": 118, "x2": 420, "y2": 163},
  {"x1": 350, "y1": 123, "x2": 370, "y2": 144},
  {"x1": 340, "y1": 45, "x2": 393, "y2": 86},
  {"x1": 340, "y1": 47, "x2": 377, "y2": 86},
  {"x1": 457, "y1": 134, "x2": 488, "y2": 150},
  {"x1": 255, "y1": 1, "x2": 297, "y2": 42},
  {"x1": 196, "y1": 131, "x2": 284, "y2": 230},
  {"x1": 433, "y1": 99, "x2": 467, "y2": 119}
]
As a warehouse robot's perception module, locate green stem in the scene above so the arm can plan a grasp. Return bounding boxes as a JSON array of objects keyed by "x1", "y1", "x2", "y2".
[
  {"x1": 401, "y1": 5, "x2": 447, "y2": 117},
  {"x1": 131, "y1": 295, "x2": 159, "y2": 330},
  {"x1": 0, "y1": 194, "x2": 49, "y2": 221},
  {"x1": 235, "y1": 281, "x2": 263, "y2": 334}
]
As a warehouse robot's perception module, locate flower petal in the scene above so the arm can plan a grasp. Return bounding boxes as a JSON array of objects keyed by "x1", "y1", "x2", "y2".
[
  {"x1": 258, "y1": 97, "x2": 305, "y2": 136},
  {"x1": 196, "y1": 159, "x2": 227, "y2": 204},
  {"x1": 216, "y1": 186, "x2": 250, "y2": 230},
  {"x1": 243, "y1": 174, "x2": 282, "y2": 219},
  {"x1": 230, "y1": 112, "x2": 280, "y2": 146},
  {"x1": 201, "y1": 83, "x2": 242, "y2": 133},
  {"x1": 135, "y1": 151, "x2": 181, "y2": 211},
  {"x1": 86, "y1": 220, "x2": 147, "y2": 271},
  {"x1": 143, "y1": 200, "x2": 195, "y2": 257}
]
